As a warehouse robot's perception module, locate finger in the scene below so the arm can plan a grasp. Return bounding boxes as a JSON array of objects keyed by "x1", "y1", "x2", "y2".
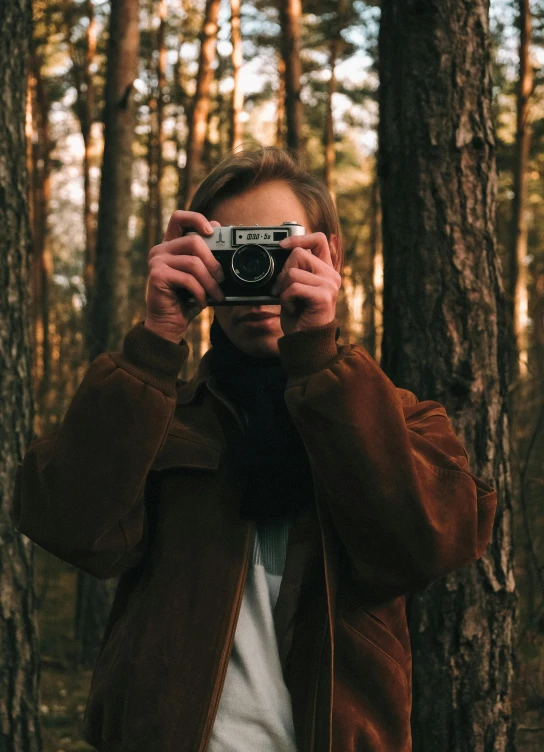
[
  {"x1": 162, "y1": 210, "x2": 214, "y2": 242},
  {"x1": 279, "y1": 232, "x2": 333, "y2": 267},
  {"x1": 209, "y1": 220, "x2": 221, "y2": 227},
  {"x1": 280, "y1": 281, "x2": 337, "y2": 314},
  {"x1": 155, "y1": 266, "x2": 209, "y2": 309},
  {"x1": 153, "y1": 254, "x2": 224, "y2": 302},
  {"x1": 272, "y1": 267, "x2": 329, "y2": 296},
  {"x1": 150, "y1": 235, "x2": 224, "y2": 283}
]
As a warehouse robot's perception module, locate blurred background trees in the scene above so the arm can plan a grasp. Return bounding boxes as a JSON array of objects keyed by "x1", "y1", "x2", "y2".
[{"x1": 3, "y1": 0, "x2": 544, "y2": 749}]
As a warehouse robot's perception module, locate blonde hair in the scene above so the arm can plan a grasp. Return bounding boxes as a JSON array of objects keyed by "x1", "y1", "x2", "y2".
[{"x1": 189, "y1": 145, "x2": 344, "y2": 271}]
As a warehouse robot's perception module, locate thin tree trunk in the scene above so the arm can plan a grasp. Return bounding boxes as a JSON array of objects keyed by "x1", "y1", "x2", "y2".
[
  {"x1": 324, "y1": 41, "x2": 337, "y2": 200},
  {"x1": 323, "y1": 0, "x2": 346, "y2": 200},
  {"x1": 509, "y1": 0, "x2": 533, "y2": 380},
  {"x1": 276, "y1": 53, "x2": 286, "y2": 148},
  {"x1": 83, "y1": 0, "x2": 98, "y2": 310},
  {"x1": 179, "y1": 0, "x2": 221, "y2": 208},
  {"x1": 379, "y1": 2, "x2": 516, "y2": 750},
  {"x1": 89, "y1": 0, "x2": 140, "y2": 360},
  {"x1": 147, "y1": 0, "x2": 160, "y2": 251},
  {"x1": 361, "y1": 175, "x2": 381, "y2": 360},
  {"x1": 0, "y1": 0, "x2": 42, "y2": 748},
  {"x1": 230, "y1": 0, "x2": 244, "y2": 149},
  {"x1": 29, "y1": 48, "x2": 52, "y2": 402},
  {"x1": 156, "y1": 0, "x2": 166, "y2": 237},
  {"x1": 277, "y1": 0, "x2": 306, "y2": 153}
]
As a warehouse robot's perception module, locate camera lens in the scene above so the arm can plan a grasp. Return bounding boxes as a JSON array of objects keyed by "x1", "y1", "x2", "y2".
[{"x1": 231, "y1": 244, "x2": 274, "y2": 286}]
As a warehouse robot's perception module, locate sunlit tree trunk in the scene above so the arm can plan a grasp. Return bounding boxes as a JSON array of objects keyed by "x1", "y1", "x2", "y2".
[
  {"x1": 156, "y1": 0, "x2": 166, "y2": 234},
  {"x1": 509, "y1": 0, "x2": 533, "y2": 379},
  {"x1": 179, "y1": 0, "x2": 220, "y2": 208},
  {"x1": 0, "y1": 0, "x2": 42, "y2": 748},
  {"x1": 276, "y1": 53, "x2": 286, "y2": 148},
  {"x1": 361, "y1": 175, "x2": 381, "y2": 360},
  {"x1": 379, "y1": 2, "x2": 516, "y2": 750},
  {"x1": 230, "y1": 0, "x2": 244, "y2": 149},
  {"x1": 78, "y1": 0, "x2": 140, "y2": 668},
  {"x1": 278, "y1": 0, "x2": 306, "y2": 153}
]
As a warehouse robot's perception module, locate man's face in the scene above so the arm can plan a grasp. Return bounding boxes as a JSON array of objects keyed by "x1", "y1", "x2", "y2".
[{"x1": 210, "y1": 180, "x2": 312, "y2": 358}]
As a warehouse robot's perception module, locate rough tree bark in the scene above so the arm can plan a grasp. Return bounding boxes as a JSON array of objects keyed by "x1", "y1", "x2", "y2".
[
  {"x1": 378, "y1": 2, "x2": 517, "y2": 750},
  {"x1": 0, "y1": 0, "x2": 42, "y2": 749},
  {"x1": 509, "y1": 0, "x2": 533, "y2": 379},
  {"x1": 230, "y1": 0, "x2": 244, "y2": 149},
  {"x1": 77, "y1": 0, "x2": 140, "y2": 668},
  {"x1": 179, "y1": 0, "x2": 221, "y2": 208},
  {"x1": 278, "y1": 0, "x2": 306, "y2": 153},
  {"x1": 88, "y1": 0, "x2": 139, "y2": 360}
]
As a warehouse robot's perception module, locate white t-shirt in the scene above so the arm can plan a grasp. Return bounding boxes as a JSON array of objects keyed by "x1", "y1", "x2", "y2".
[{"x1": 207, "y1": 515, "x2": 298, "y2": 752}]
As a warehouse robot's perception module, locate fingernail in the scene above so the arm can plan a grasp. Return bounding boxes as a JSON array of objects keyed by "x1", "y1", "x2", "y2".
[
  {"x1": 214, "y1": 267, "x2": 225, "y2": 283},
  {"x1": 279, "y1": 238, "x2": 290, "y2": 246},
  {"x1": 205, "y1": 223, "x2": 213, "y2": 233}
]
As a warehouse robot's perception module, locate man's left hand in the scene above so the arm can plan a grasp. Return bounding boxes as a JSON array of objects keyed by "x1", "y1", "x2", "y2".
[{"x1": 271, "y1": 232, "x2": 341, "y2": 336}]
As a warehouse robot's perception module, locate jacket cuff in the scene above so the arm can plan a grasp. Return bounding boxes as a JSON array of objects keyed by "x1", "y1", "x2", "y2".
[
  {"x1": 278, "y1": 321, "x2": 340, "y2": 380},
  {"x1": 109, "y1": 322, "x2": 189, "y2": 397}
]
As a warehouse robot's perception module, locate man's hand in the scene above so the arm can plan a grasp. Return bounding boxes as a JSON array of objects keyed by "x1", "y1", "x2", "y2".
[
  {"x1": 271, "y1": 232, "x2": 341, "y2": 336},
  {"x1": 144, "y1": 211, "x2": 224, "y2": 343}
]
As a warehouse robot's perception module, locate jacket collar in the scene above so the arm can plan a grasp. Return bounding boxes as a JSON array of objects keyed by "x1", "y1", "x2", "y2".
[{"x1": 176, "y1": 348, "x2": 214, "y2": 405}]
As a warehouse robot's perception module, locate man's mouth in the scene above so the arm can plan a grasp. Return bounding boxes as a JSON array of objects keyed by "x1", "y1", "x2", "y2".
[{"x1": 237, "y1": 311, "x2": 279, "y2": 323}]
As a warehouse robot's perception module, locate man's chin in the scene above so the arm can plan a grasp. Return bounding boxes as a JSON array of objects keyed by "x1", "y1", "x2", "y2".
[{"x1": 235, "y1": 331, "x2": 281, "y2": 358}]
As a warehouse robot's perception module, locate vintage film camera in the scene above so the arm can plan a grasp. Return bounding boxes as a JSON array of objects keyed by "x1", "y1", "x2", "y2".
[{"x1": 186, "y1": 222, "x2": 305, "y2": 305}]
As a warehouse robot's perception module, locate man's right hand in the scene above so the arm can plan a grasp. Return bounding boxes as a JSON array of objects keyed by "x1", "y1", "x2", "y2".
[{"x1": 144, "y1": 211, "x2": 225, "y2": 343}]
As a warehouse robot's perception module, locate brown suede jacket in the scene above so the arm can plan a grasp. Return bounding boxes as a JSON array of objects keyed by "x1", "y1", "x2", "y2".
[{"x1": 14, "y1": 321, "x2": 497, "y2": 752}]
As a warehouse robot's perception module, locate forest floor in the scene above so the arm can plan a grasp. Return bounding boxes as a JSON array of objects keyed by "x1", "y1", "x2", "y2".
[{"x1": 35, "y1": 545, "x2": 544, "y2": 752}]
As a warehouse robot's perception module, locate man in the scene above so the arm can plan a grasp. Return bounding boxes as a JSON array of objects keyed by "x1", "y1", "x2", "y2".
[{"x1": 14, "y1": 146, "x2": 497, "y2": 751}]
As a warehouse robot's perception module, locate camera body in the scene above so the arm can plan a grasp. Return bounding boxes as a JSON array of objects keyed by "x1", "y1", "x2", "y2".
[{"x1": 186, "y1": 222, "x2": 305, "y2": 305}]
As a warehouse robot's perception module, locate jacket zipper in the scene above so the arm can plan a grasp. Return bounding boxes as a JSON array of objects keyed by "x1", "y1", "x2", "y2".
[
  {"x1": 306, "y1": 615, "x2": 329, "y2": 751},
  {"x1": 198, "y1": 519, "x2": 255, "y2": 752},
  {"x1": 197, "y1": 381, "x2": 253, "y2": 752}
]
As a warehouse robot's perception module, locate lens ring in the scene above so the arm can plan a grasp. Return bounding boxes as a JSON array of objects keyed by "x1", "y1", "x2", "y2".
[{"x1": 231, "y1": 244, "x2": 274, "y2": 286}]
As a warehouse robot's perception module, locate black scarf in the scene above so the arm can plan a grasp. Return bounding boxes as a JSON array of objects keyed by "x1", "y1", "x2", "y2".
[{"x1": 209, "y1": 318, "x2": 315, "y2": 521}]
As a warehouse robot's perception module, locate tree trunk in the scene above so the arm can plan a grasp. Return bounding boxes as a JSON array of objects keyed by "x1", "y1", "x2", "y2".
[
  {"x1": 83, "y1": 0, "x2": 98, "y2": 312},
  {"x1": 378, "y1": 2, "x2": 517, "y2": 750},
  {"x1": 276, "y1": 53, "x2": 286, "y2": 148},
  {"x1": 28, "y1": 48, "x2": 52, "y2": 402},
  {"x1": 277, "y1": 0, "x2": 306, "y2": 153},
  {"x1": 179, "y1": 0, "x2": 221, "y2": 208},
  {"x1": 0, "y1": 0, "x2": 42, "y2": 749},
  {"x1": 230, "y1": 0, "x2": 244, "y2": 149},
  {"x1": 147, "y1": 0, "x2": 166, "y2": 251},
  {"x1": 156, "y1": 0, "x2": 166, "y2": 236},
  {"x1": 508, "y1": 0, "x2": 533, "y2": 380},
  {"x1": 361, "y1": 174, "x2": 381, "y2": 361},
  {"x1": 323, "y1": 0, "x2": 346, "y2": 200},
  {"x1": 78, "y1": 0, "x2": 140, "y2": 668},
  {"x1": 88, "y1": 0, "x2": 140, "y2": 360}
]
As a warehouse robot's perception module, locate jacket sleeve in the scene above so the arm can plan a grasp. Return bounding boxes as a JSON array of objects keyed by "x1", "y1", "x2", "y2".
[
  {"x1": 12, "y1": 323, "x2": 188, "y2": 579},
  {"x1": 278, "y1": 322, "x2": 497, "y2": 601}
]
